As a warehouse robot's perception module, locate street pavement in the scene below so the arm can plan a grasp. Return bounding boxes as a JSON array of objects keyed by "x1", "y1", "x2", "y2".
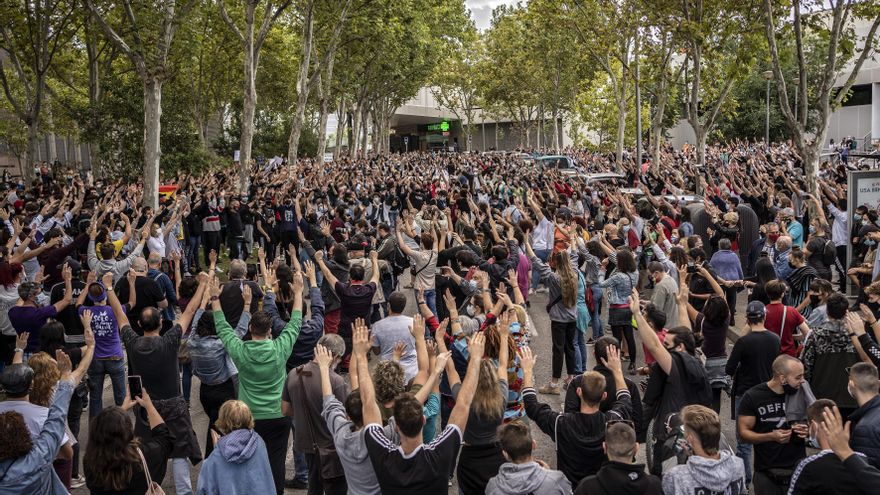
[{"x1": 72, "y1": 286, "x2": 743, "y2": 494}]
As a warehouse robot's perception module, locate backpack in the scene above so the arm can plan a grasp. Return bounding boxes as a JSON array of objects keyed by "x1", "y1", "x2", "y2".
[
  {"x1": 388, "y1": 240, "x2": 411, "y2": 275},
  {"x1": 822, "y1": 238, "x2": 837, "y2": 266}
]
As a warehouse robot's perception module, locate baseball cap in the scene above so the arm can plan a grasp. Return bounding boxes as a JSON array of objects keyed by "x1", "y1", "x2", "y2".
[
  {"x1": 0, "y1": 363, "x2": 35, "y2": 396},
  {"x1": 746, "y1": 301, "x2": 766, "y2": 319}
]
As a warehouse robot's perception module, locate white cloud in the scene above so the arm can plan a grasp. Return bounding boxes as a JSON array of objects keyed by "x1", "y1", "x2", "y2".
[{"x1": 466, "y1": 0, "x2": 518, "y2": 30}]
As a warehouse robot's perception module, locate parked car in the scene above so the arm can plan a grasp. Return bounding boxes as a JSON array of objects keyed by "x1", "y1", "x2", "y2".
[{"x1": 537, "y1": 155, "x2": 584, "y2": 176}]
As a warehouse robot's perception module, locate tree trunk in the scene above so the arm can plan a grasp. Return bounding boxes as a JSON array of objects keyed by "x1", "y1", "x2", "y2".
[
  {"x1": 238, "y1": 41, "x2": 257, "y2": 193},
  {"x1": 315, "y1": 54, "x2": 335, "y2": 160},
  {"x1": 616, "y1": 85, "x2": 626, "y2": 166},
  {"x1": 349, "y1": 105, "x2": 359, "y2": 154},
  {"x1": 359, "y1": 109, "x2": 369, "y2": 154},
  {"x1": 45, "y1": 106, "x2": 57, "y2": 162},
  {"x1": 25, "y1": 122, "x2": 39, "y2": 182},
  {"x1": 287, "y1": 1, "x2": 315, "y2": 163},
  {"x1": 333, "y1": 98, "x2": 346, "y2": 159},
  {"x1": 142, "y1": 78, "x2": 163, "y2": 209},
  {"x1": 552, "y1": 110, "x2": 559, "y2": 150}
]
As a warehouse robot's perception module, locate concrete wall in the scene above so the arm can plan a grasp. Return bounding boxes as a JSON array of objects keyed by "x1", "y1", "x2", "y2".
[{"x1": 826, "y1": 104, "x2": 873, "y2": 145}]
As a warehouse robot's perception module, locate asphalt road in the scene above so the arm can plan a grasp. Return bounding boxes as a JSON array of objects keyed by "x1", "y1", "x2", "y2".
[{"x1": 72, "y1": 286, "x2": 742, "y2": 494}]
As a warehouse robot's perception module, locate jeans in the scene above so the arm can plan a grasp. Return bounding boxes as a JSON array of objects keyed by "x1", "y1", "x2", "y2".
[
  {"x1": 68, "y1": 391, "x2": 83, "y2": 477},
  {"x1": 203, "y1": 231, "x2": 221, "y2": 266},
  {"x1": 254, "y1": 416, "x2": 290, "y2": 495},
  {"x1": 734, "y1": 395, "x2": 753, "y2": 485},
  {"x1": 573, "y1": 330, "x2": 587, "y2": 374},
  {"x1": 551, "y1": 320, "x2": 577, "y2": 379},
  {"x1": 181, "y1": 362, "x2": 192, "y2": 404},
  {"x1": 88, "y1": 358, "x2": 126, "y2": 418},
  {"x1": 531, "y1": 248, "x2": 551, "y2": 289},
  {"x1": 422, "y1": 288, "x2": 438, "y2": 323},
  {"x1": 188, "y1": 234, "x2": 202, "y2": 271},
  {"x1": 590, "y1": 285, "x2": 604, "y2": 339},
  {"x1": 611, "y1": 324, "x2": 637, "y2": 367},
  {"x1": 172, "y1": 457, "x2": 193, "y2": 495}
]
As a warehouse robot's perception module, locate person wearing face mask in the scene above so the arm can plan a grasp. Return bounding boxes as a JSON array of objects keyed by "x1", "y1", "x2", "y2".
[
  {"x1": 772, "y1": 236, "x2": 794, "y2": 280},
  {"x1": 661, "y1": 405, "x2": 746, "y2": 495},
  {"x1": 737, "y1": 354, "x2": 810, "y2": 495},
  {"x1": 786, "y1": 398, "x2": 867, "y2": 495},
  {"x1": 800, "y1": 294, "x2": 862, "y2": 420},
  {"x1": 803, "y1": 279, "x2": 833, "y2": 328},
  {"x1": 749, "y1": 222, "x2": 780, "y2": 277}
]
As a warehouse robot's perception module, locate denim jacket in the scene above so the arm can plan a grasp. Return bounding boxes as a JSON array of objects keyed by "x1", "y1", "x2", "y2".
[
  {"x1": 0, "y1": 380, "x2": 73, "y2": 494},
  {"x1": 186, "y1": 309, "x2": 250, "y2": 385}
]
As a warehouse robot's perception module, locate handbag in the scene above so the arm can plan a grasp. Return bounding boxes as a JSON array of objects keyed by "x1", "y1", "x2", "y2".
[
  {"x1": 137, "y1": 447, "x2": 166, "y2": 495},
  {"x1": 297, "y1": 368, "x2": 345, "y2": 480}
]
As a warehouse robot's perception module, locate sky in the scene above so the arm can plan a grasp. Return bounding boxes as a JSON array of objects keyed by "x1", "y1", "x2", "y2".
[{"x1": 467, "y1": 0, "x2": 517, "y2": 30}]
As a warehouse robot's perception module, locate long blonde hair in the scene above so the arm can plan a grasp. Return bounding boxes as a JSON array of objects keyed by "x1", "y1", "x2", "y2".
[
  {"x1": 552, "y1": 251, "x2": 578, "y2": 308},
  {"x1": 471, "y1": 359, "x2": 505, "y2": 420}
]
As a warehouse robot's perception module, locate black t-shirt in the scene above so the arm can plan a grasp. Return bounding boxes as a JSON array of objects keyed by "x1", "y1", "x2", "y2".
[
  {"x1": 364, "y1": 423, "x2": 462, "y2": 495},
  {"x1": 219, "y1": 280, "x2": 263, "y2": 328},
  {"x1": 336, "y1": 281, "x2": 376, "y2": 337},
  {"x1": 50, "y1": 280, "x2": 85, "y2": 340},
  {"x1": 738, "y1": 382, "x2": 806, "y2": 471},
  {"x1": 695, "y1": 313, "x2": 728, "y2": 358},
  {"x1": 121, "y1": 324, "x2": 181, "y2": 401},
  {"x1": 115, "y1": 276, "x2": 165, "y2": 335},
  {"x1": 726, "y1": 330, "x2": 780, "y2": 396}
]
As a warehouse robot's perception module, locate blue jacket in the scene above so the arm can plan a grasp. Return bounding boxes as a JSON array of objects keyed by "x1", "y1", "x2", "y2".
[
  {"x1": 0, "y1": 380, "x2": 73, "y2": 494},
  {"x1": 709, "y1": 250, "x2": 744, "y2": 282},
  {"x1": 187, "y1": 310, "x2": 250, "y2": 385},
  {"x1": 263, "y1": 288, "x2": 325, "y2": 370},
  {"x1": 850, "y1": 395, "x2": 880, "y2": 469},
  {"x1": 196, "y1": 429, "x2": 275, "y2": 495}
]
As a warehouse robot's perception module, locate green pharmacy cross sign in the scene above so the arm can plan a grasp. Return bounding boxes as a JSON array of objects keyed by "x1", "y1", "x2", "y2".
[{"x1": 427, "y1": 121, "x2": 450, "y2": 132}]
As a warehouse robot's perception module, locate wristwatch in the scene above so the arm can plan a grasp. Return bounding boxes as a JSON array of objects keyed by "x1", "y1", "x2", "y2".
[{"x1": 13, "y1": 347, "x2": 23, "y2": 353}]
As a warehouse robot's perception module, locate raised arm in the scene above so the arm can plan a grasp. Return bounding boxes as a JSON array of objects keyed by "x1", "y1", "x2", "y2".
[
  {"x1": 369, "y1": 250, "x2": 381, "y2": 286},
  {"x1": 447, "y1": 332, "x2": 485, "y2": 432},
  {"x1": 103, "y1": 272, "x2": 130, "y2": 327},
  {"x1": 354, "y1": 320, "x2": 383, "y2": 426},
  {"x1": 314, "y1": 250, "x2": 339, "y2": 291},
  {"x1": 410, "y1": 314, "x2": 430, "y2": 388},
  {"x1": 631, "y1": 289, "x2": 673, "y2": 374}
]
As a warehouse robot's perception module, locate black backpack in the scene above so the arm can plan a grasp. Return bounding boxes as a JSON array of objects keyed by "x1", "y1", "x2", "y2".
[
  {"x1": 388, "y1": 240, "x2": 411, "y2": 275},
  {"x1": 822, "y1": 238, "x2": 837, "y2": 266}
]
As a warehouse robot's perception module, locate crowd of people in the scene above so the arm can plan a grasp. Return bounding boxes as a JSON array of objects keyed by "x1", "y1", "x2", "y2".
[{"x1": 1, "y1": 141, "x2": 880, "y2": 495}]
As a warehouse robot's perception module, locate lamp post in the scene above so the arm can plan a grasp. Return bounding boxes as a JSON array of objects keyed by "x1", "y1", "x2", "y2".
[{"x1": 763, "y1": 70, "x2": 774, "y2": 145}]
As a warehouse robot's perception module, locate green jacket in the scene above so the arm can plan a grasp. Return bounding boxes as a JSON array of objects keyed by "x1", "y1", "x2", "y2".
[{"x1": 214, "y1": 309, "x2": 302, "y2": 420}]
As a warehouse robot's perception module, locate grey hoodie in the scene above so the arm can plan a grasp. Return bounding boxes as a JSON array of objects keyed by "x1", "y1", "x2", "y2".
[
  {"x1": 87, "y1": 239, "x2": 144, "y2": 284},
  {"x1": 661, "y1": 451, "x2": 746, "y2": 495},
  {"x1": 485, "y1": 461, "x2": 573, "y2": 495}
]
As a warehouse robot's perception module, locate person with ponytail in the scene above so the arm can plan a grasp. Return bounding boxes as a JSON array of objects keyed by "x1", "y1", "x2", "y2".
[{"x1": 524, "y1": 239, "x2": 578, "y2": 394}]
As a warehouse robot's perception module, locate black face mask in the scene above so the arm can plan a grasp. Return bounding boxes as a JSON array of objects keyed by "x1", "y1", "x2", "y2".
[
  {"x1": 782, "y1": 382, "x2": 799, "y2": 396},
  {"x1": 809, "y1": 294, "x2": 821, "y2": 306}
]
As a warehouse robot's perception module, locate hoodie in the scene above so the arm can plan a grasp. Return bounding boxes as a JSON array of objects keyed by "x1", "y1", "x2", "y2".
[
  {"x1": 574, "y1": 461, "x2": 661, "y2": 495},
  {"x1": 661, "y1": 451, "x2": 746, "y2": 495},
  {"x1": 485, "y1": 461, "x2": 573, "y2": 495},
  {"x1": 196, "y1": 429, "x2": 275, "y2": 495}
]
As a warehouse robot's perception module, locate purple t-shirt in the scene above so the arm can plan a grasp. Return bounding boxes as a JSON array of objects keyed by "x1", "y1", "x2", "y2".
[
  {"x1": 10, "y1": 305, "x2": 57, "y2": 353},
  {"x1": 79, "y1": 305, "x2": 123, "y2": 358}
]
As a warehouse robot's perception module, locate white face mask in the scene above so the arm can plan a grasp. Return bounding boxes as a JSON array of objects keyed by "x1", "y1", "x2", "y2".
[{"x1": 465, "y1": 304, "x2": 476, "y2": 317}]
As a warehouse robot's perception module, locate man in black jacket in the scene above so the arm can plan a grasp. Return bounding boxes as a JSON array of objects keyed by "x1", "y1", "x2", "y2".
[
  {"x1": 564, "y1": 336, "x2": 645, "y2": 441},
  {"x1": 574, "y1": 422, "x2": 661, "y2": 495},
  {"x1": 521, "y1": 344, "x2": 632, "y2": 485}
]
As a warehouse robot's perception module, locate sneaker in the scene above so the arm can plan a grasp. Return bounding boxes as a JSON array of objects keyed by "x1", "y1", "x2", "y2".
[
  {"x1": 586, "y1": 338, "x2": 596, "y2": 345},
  {"x1": 538, "y1": 383, "x2": 561, "y2": 395},
  {"x1": 529, "y1": 288, "x2": 535, "y2": 295},
  {"x1": 71, "y1": 475, "x2": 86, "y2": 489},
  {"x1": 285, "y1": 478, "x2": 308, "y2": 490},
  {"x1": 536, "y1": 286, "x2": 549, "y2": 294},
  {"x1": 561, "y1": 376, "x2": 573, "y2": 390}
]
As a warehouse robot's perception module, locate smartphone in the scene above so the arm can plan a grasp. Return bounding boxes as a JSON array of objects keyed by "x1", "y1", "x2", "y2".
[
  {"x1": 687, "y1": 261, "x2": 697, "y2": 274},
  {"x1": 128, "y1": 375, "x2": 143, "y2": 399}
]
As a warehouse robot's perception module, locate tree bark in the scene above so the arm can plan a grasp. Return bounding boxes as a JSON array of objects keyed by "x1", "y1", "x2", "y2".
[
  {"x1": 349, "y1": 104, "x2": 360, "y2": 154},
  {"x1": 333, "y1": 97, "x2": 346, "y2": 159},
  {"x1": 287, "y1": 0, "x2": 315, "y2": 163},
  {"x1": 239, "y1": 41, "x2": 257, "y2": 191},
  {"x1": 316, "y1": 53, "x2": 335, "y2": 159},
  {"x1": 143, "y1": 78, "x2": 163, "y2": 209}
]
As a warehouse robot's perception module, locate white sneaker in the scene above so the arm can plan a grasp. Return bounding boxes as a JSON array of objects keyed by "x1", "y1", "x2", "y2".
[
  {"x1": 536, "y1": 286, "x2": 549, "y2": 294},
  {"x1": 71, "y1": 475, "x2": 86, "y2": 489},
  {"x1": 529, "y1": 288, "x2": 535, "y2": 295}
]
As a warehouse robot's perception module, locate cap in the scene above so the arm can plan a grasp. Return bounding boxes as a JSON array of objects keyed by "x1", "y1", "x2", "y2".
[
  {"x1": 0, "y1": 363, "x2": 35, "y2": 396},
  {"x1": 746, "y1": 300, "x2": 766, "y2": 319}
]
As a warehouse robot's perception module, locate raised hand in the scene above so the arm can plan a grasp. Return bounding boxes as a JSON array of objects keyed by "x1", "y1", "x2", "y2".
[
  {"x1": 410, "y1": 314, "x2": 425, "y2": 340},
  {"x1": 601, "y1": 344, "x2": 623, "y2": 374},
  {"x1": 314, "y1": 345, "x2": 334, "y2": 369},
  {"x1": 469, "y1": 331, "x2": 485, "y2": 359},
  {"x1": 518, "y1": 346, "x2": 536, "y2": 374},
  {"x1": 242, "y1": 284, "x2": 252, "y2": 307},
  {"x1": 352, "y1": 318, "x2": 371, "y2": 356},
  {"x1": 80, "y1": 309, "x2": 93, "y2": 331},
  {"x1": 15, "y1": 331, "x2": 28, "y2": 351}
]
